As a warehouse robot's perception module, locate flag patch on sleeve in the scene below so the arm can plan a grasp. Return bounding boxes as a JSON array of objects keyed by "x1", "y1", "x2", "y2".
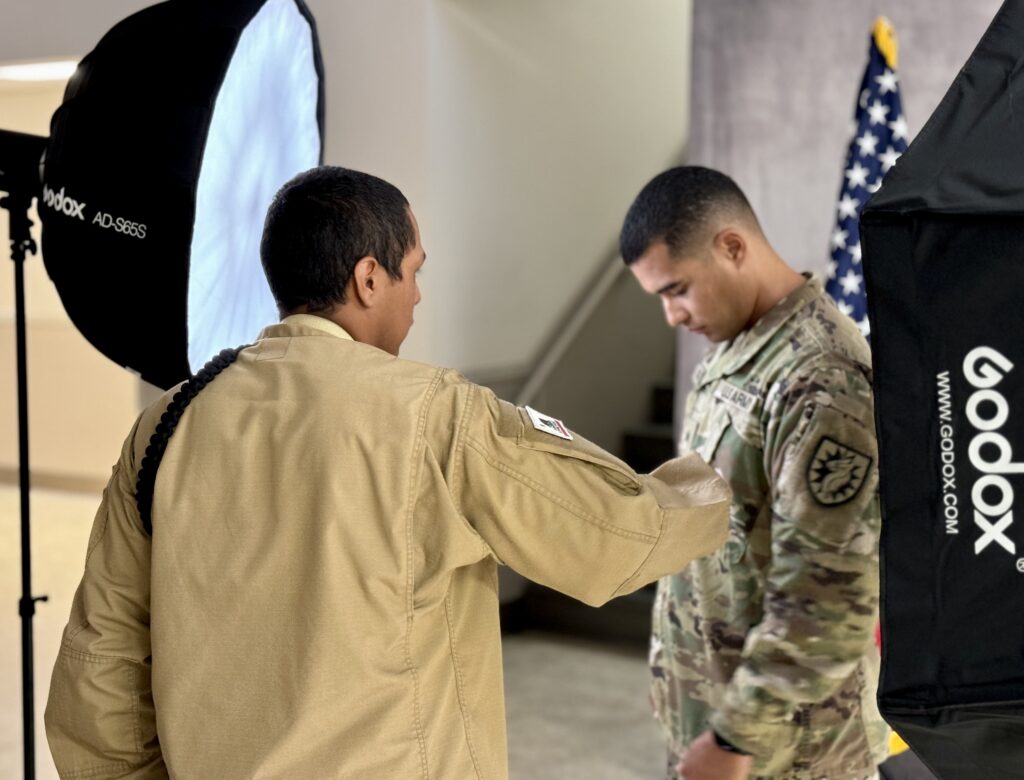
[{"x1": 525, "y1": 406, "x2": 573, "y2": 440}]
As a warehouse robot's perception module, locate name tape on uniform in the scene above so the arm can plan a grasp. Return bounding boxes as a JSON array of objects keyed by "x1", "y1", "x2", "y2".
[
  {"x1": 714, "y1": 381, "x2": 757, "y2": 414},
  {"x1": 525, "y1": 406, "x2": 573, "y2": 440}
]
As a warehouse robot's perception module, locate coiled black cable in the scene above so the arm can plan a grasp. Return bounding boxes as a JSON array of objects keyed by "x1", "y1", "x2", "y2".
[{"x1": 135, "y1": 345, "x2": 249, "y2": 536}]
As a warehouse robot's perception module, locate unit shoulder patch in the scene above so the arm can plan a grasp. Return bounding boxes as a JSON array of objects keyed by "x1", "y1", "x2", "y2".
[{"x1": 807, "y1": 436, "x2": 872, "y2": 506}]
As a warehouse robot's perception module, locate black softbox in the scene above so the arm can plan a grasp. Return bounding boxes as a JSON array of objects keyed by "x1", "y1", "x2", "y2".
[
  {"x1": 862, "y1": 1, "x2": 1024, "y2": 776},
  {"x1": 40, "y1": 0, "x2": 324, "y2": 390}
]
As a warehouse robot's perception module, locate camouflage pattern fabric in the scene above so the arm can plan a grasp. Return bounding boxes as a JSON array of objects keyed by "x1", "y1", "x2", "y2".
[{"x1": 652, "y1": 275, "x2": 890, "y2": 780}]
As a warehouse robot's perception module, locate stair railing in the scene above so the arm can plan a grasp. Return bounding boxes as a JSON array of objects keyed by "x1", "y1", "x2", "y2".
[{"x1": 515, "y1": 252, "x2": 626, "y2": 408}]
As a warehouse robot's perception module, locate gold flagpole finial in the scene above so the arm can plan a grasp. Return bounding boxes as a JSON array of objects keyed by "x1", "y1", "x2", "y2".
[{"x1": 873, "y1": 16, "x2": 898, "y2": 70}]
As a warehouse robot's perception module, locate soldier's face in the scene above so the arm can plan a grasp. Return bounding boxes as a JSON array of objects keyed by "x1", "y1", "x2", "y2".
[
  {"x1": 629, "y1": 239, "x2": 749, "y2": 343},
  {"x1": 379, "y1": 209, "x2": 425, "y2": 356}
]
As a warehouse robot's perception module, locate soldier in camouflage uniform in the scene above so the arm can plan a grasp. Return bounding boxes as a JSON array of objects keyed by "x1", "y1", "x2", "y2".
[{"x1": 620, "y1": 167, "x2": 889, "y2": 780}]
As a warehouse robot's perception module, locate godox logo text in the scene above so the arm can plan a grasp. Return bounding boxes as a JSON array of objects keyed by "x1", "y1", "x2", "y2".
[
  {"x1": 964, "y1": 346, "x2": 1019, "y2": 555},
  {"x1": 41, "y1": 185, "x2": 87, "y2": 220}
]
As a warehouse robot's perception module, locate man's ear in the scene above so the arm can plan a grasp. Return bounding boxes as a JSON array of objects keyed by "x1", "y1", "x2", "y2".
[
  {"x1": 713, "y1": 228, "x2": 746, "y2": 267},
  {"x1": 350, "y1": 256, "x2": 380, "y2": 308}
]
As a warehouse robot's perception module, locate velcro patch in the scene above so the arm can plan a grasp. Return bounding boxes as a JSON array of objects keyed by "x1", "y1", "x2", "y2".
[
  {"x1": 525, "y1": 406, "x2": 573, "y2": 440},
  {"x1": 807, "y1": 436, "x2": 872, "y2": 506}
]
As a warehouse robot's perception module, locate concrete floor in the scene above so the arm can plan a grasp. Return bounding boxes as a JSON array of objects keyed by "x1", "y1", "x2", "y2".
[
  {"x1": 0, "y1": 486, "x2": 663, "y2": 779},
  {"x1": 504, "y1": 632, "x2": 663, "y2": 779}
]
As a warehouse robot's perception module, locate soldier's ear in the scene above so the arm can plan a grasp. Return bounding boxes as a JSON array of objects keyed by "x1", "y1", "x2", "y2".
[{"x1": 713, "y1": 228, "x2": 746, "y2": 267}]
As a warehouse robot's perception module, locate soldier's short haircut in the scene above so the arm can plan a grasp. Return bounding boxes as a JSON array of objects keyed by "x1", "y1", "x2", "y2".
[
  {"x1": 261, "y1": 166, "x2": 415, "y2": 314},
  {"x1": 619, "y1": 166, "x2": 760, "y2": 265}
]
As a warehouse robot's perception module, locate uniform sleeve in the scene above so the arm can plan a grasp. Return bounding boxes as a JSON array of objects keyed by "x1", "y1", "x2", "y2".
[
  {"x1": 710, "y1": 364, "x2": 881, "y2": 758},
  {"x1": 45, "y1": 418, "x2": 167, "y2": 779},
  {"x1": 452, "y1": 384, "x2": 731, "y2": 606}
]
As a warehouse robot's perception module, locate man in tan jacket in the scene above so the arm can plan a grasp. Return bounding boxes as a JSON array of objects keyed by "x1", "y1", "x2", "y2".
[{"x1": 45, "y1": 166, "x2": 730, "y2": 779}]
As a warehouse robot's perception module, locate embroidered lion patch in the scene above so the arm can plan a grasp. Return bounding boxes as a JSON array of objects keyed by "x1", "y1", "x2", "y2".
[{"x1": 807, "y1": 436, "x2": 873, "y2": 506}]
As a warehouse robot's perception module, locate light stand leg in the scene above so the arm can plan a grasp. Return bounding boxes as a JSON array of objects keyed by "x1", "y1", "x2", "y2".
[
  {"x1": 16, "y1": 249, "x2": 49, "y2": 780},
  {"x1": 3, "y1": 183, "x2": 48, "y2": 780},
  {"x1": 14, "y1": 249, "x2": 37, "y2": 780}
]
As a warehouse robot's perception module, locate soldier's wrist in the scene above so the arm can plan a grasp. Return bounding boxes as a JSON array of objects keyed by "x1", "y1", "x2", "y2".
[{"x1": 712, "y1": 730, "x2": 752, "y2": 756}]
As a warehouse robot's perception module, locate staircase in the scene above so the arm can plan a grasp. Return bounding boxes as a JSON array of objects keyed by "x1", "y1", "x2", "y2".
[{"x1": 622, "y1": 383, "x2": 676, "y2": 473}]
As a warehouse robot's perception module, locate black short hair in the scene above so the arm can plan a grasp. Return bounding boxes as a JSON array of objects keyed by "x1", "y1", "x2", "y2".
[
  {"x1": 260, "y1": 166, "x2": 415, "y2": 314},
  {"x1": 619, "y1": 166, "x2": 758, "y2": 265}
]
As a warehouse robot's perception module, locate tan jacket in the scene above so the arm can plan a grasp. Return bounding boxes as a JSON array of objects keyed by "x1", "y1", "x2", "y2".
[{"x1": 45, "y1": 315, "x2": 729, "y2": 779}]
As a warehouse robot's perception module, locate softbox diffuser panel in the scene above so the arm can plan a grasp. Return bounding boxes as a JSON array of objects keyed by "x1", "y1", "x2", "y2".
[
  {"x1": 862, "y1": 0, "x2": 1024, "y2": 776},
  {"x1": 40, "y1": 0, "x2": 323, "y2": 390}
]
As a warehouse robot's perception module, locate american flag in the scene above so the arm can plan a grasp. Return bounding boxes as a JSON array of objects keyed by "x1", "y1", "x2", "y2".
[{"x1": 826, "y1": 18, "x2": 908, "y2": 338}]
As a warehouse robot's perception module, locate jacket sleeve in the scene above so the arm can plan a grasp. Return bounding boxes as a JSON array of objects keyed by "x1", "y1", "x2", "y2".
[
  {"x1": 452, "y1": 382, "x2": 731, "y2": 606},
  {"x1": 44, "y1": 416, "x2": 167, "y2": 779},
  {"x1": 709, "y1": 364, "x2": 881, "y2": 758}
]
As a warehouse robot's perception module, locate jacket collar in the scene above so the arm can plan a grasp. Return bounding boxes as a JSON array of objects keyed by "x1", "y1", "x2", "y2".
[
  {"x1": 696, "y1": 273, "x2": 822, "y2": 389},
  {"x1": 258, "y1": 314, "x2": 355, "y2": 341}
]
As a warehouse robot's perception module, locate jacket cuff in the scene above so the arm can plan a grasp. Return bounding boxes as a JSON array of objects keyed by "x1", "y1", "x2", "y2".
[{"x1": 709, "y1": 691, "x2": 797, "y2": 761}]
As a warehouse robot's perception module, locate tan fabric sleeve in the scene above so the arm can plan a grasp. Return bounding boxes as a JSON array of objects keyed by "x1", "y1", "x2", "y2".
[
  {"x1": 454, "y1": 384, "x2": 730, "y2": 606},
  {"x1": 44, "y1": 416, "x2": 167, "y2": 779}
]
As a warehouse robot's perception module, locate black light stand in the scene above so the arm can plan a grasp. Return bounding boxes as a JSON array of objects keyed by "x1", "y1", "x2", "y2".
[{"x1": 1, "y1": 128, "x2": 50, "y2": 780}]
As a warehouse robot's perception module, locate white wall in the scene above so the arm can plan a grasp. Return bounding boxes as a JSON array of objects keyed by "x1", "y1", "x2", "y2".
[
  {"x1": 421, "y1": 0, "x2": 690, "y2": 373},
  {"x1": 0, "y1": 0, "x2": 154, "y2": 62},
  {"x1": 308, "y1": 0, "x2": 432, "y2": 238}
]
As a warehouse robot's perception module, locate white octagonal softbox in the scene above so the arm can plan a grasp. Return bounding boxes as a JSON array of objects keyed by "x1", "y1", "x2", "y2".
[{"x1": 40, "y1": 0, "x2": 324, "y2": 389}]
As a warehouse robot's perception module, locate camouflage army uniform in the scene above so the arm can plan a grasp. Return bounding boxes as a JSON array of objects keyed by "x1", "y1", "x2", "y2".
[{"x1": 651, "y1": 275, "x2": 890, "y2": 779}]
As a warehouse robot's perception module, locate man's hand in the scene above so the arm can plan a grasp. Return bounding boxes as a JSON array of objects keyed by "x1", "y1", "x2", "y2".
[{"x1": 677, "y1": 730, "x2": 753, "y2": 780}]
